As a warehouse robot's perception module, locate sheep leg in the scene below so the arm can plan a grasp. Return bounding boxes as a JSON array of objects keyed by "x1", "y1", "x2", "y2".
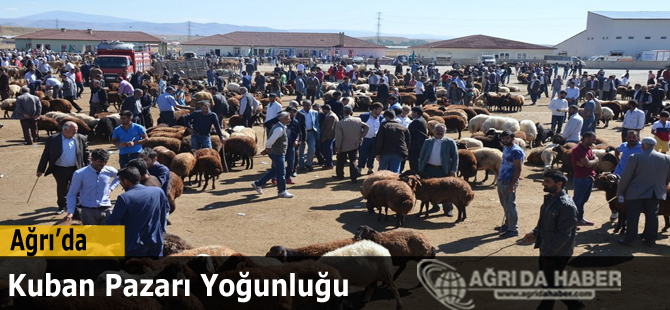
[
  {"x1": 201, "y1": 175, "x2": 208, "y2": 191},
  {"x1": 385, "y1": 207, "x2": 389, "y2": 221},
  {"x1": 211, "y1": 175, "x2": 216, "y2": 190},
  {"x1": 457, "y1": 130, "x2": 461, "y2": 139},
  {"x1": 662, "y1": 216, "x2": 670, "y2": 233},
  {"x1": 383, "y1": 278, "x2": 403, "y2": 310},
  {"x1": 482, "y1": 170, "x2": 490, "y2": 183},
  {"x1": 392, "y1": 262, "x2": 407, "y2": 281},
  {"x1": 362, "y1": 283, "x2": 377, "y2": 303}
]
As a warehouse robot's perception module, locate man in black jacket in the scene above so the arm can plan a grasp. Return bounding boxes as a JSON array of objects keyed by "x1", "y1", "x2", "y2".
[
  {"x1": 140, "y1": 85, "x2": 154, "y2": 128},
  {"x1": 523, "y1": 170, "x2": 584, "y2": 310},
  {"x1": 121, "y1": 89, "x2": 144, "y2": 124},
  {"x1": 89, "y1": 80, "x2": 108, "y2": 116},
  {"x1": 325, "y1": 91, "x2": 344, "y2": 119},
  {"x1": 375, "y1": 110, "x2": 410, "y2": 173},
  {"x1": 377, "y1": 80, "x2": 390, "y2": 107},
  {"x1": 37, "y1": 121, "x2": 90, "y2": 214},
  {"x1": 408, "y1": 106, "x2": 428, "y2": 172}
]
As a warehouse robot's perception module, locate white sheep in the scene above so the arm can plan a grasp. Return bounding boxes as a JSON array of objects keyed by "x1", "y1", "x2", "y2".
[
  {"x1": 9, "y1": 85, "x2": 21, "y2": 97},
  {"x1": 232, "y1": 125, "x2": 257, "y2": 142},
  {"x1": 45, "y1": 111, "x2": 73, "y2": 123},
  {"x1": 499, "y1": 86, "x2": 510, "y2": 93},
  {"x1": 458, "y1": 137, "x2": 484, "y2": 148},
  {"x1": 600, "y1": 107, "x2": 614, "y2": 128},
  {"x1": 318, "y1": 240, "x2": 402, "y2": 309},
  {"x1": 436, "y1": 87, "x2": 448, "y2": 97},
  {"x1": 508, "y1": 86, "x2": 520, "y2": 92},
  {"x1": 467, "y1": 114, "x2": 490, "y2": 133},
  {"x1": 225, "y1": 82, "x2": 240, "y2": 93},
  {"x1": 481, "y1": 116, "x2": 520, "y2": 133},
  {"x1": 514, "y1": 138, "x2": 526, "y2": 148},
  {"x1": 541, "y1": 143, "x2": 558, "y2": 172},
  {"x1": 72, "y1": 113, "x2": 99, "y2": 129},
  {"x1": 356, "y1": 84, "x2": 370, "y2": 92},
  {"x1": 471, "y1": 147, "x2": 503, "y2": 185},
  {"x1": 519, "y1": 120, "x2": 538, "y2": 147}
]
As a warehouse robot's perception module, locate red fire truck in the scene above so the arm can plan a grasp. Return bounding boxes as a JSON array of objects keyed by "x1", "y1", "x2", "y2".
[{"x1": 95, "y1": 41, "x2": 151, "y2": 83}]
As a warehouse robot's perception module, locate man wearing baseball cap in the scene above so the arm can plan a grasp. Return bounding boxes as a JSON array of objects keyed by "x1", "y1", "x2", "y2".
[{"x1": 157, "y1": 86, "x2": 191, "y2": 126}]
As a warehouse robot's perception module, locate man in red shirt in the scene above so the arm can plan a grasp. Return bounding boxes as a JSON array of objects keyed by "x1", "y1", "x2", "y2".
[{"x1": 571, "y1": 131, "x2": 599, "y2": 226}]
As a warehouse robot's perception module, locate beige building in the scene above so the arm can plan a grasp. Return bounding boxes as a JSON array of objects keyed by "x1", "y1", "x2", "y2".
[
  {"x1": 15, "y1": 28, "x2": 165, "y2": 54},
  {"x1": 412, "y1": 35, "x2": 556, "y2": 64}
]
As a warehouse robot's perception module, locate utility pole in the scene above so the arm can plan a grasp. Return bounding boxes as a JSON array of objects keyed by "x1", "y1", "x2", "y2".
[
  {"x1": 187, "y1": 21, "x2": 192, "y2": 42},
  {"x1": 56, "y1": 19, "x2": 59, "y2": 29},
  {"x1": 375, "y1": 12, "x2": 382, "y2": 45}
]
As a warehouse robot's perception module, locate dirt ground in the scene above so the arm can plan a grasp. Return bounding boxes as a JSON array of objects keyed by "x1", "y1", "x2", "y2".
[{"x1": 1, "y1": 66, "x2": 668, "y2": 261}]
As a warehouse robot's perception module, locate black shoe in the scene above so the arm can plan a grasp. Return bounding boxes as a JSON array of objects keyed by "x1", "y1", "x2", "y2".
[
  {"x1": 24, "y1": 142, "x2": 33, "y2": 145},
  {"x1": 642, "y1": 240, "x2": 656, "y2": 247},
  {"x1": 332, "y1": 175, "x2": 345, "y2": 180},
  {"x1": 429, "y1": 205, "x2": 441, "y2": 213},
  {"x1": 617, "y1": 239, "x2": 633, "y2": 246},
  {"x1": 306, "y1": 166, "x2": 314, "y2": 172}
]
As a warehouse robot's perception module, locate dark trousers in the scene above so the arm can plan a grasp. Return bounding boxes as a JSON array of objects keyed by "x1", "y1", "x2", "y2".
[
  {"x1": 76, "y1": 82, "x2": 84, "y2": 98},
  {"x1": 53, "y1": 166, "x2": 77, "y2": 211},
  {"x1": 306, "y1": 89, "x2": 316, "y2": 103},
  {"x1": 408, "y1": 148, "x2": 421, "y2": 172},
  {"x1": 20, "y1": 119, "x2": 38, "y2": 144},
  {"x1": 537, "y1": 256, "x2": 586, "y2": 310},
  {"x1": 336, "y1": 149, "x2": 358, "y2": 180},
  {"x1": 285, "y1": 145, "x2": 296, "y2": 178},
  {"x1": 142, "y1": 110, "x2": 153, "y2": 128},
  {"x1": 423, "y1": 164, "x2": 453, "y2": 212},
  {"x1": 624, "y1": 197, "x2": 660, "y2": 244},
  {"x1": 159, "y1": 111, "x2": 176, "y2": 126},
  {"x1": 321, "y1": 138, "x2": 334, "y2": 167},
  {"x1": 65, "y1": 96, "x2": 83, "y2": 112},
  {"x1": 119, "y1": 153, "x2": 140, "y2": 169},
  {"x1": 295, "y1": 91, "x2": 303, "y2": 103},
  {"x1": 416, "y1": 94, "x2": 425, "y2": 106},
  {"x1": 357, "y1": 137, "x2": 376, "y2": 170}
]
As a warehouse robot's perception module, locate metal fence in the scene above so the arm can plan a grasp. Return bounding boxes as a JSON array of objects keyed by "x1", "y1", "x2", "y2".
[{"x1": 154, "y1": 58, "x2": 208, "y2": 79}]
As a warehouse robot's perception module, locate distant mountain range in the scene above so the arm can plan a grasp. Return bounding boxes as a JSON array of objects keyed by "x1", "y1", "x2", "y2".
[{"x1": 0, "y1": 11, "x2": 451, "y2": 43}]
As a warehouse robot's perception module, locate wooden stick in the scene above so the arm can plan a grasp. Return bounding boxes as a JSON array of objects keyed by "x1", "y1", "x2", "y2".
[{"x1": 27, "y1": 177, "x2": 39, "y2": 204}]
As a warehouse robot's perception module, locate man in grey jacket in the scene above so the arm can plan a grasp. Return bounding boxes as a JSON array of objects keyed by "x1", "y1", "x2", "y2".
[
  {"x1": 61, "y1": 72, "x2": 82, "y2": 112},
  {"x1": 12, "y1": 86, "x2": 42, "y2": 145},
  {"x1": 617, "y1": 137, "x2": 670, "y2": 246},
  {"x1": 334, "y1": 105, "x2": 369, "y2": 181},
  {"x1": 523, "y1": 170, "x2": 585, "y2": 310}
]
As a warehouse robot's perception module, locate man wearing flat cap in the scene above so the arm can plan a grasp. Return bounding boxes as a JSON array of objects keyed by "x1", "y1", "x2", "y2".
[{"x1": 617, "y1": 136, "x2": 670, "y2": 247}]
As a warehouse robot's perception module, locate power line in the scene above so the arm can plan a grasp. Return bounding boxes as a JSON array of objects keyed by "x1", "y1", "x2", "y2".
[
  {"x1": 55, "y1": 19, "x2": 59, "y2": 29},
  {"x1": 375, "y1": 12, "x2": 383, "y2": 45}
]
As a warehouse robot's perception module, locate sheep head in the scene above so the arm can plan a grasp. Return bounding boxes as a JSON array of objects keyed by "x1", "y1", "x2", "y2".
[
  {"x1": 354, "y1": 225, "x2": 378, "y2": 241},
  {"x1": 265, "y1": 245, "x2": 288, "y2": 262}
]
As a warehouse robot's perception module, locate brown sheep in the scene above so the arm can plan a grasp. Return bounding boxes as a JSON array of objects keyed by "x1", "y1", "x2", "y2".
[
  {"x1": 400, "y1": 93, "x2": 417, "y2": 105},
  {"x1": 224, "y1": 135, "x2": 257, "y2": 170},
  {"x1": 162, "y1": 233, "x2": 193, "y2": 256},
  {"x1": 193, "y1": 155, "x2": 223, "y2": 190},
  {"x1": 170, "y1": 152, "x2": 196, "y2": 181},
  {"x1": 594, "y1": 173, "x2": 627, "y2": 234},
  {"x1": 354, "y1": 225, "x2": 437, "y2": 280},
  {"x1": 143, "y1": 137, "x2": 182, "y2": 153},
  {"x1": 458, "y1": 149, "x2": 478, "y2": 180},
  {"x1": 153, "y1": 146, "x2": 176, "y2": 167},
  {"x1": 514, "y1": 130, "x2": 527, "y2": 142},
  {"x1": 601, "y1": 101, "x2": 623, "y2": 120},
  {"x1": 447, "y1": 105, "x2": 477, "y2": 120},
  {"x1": 265, "y1": 238, "x2": 356, "y2": 262},
  {"x1": 400, "y1": 174, "x2": 474, "y2": 222},
  {"x1": 443, "y1": 109, "x2": 468, "y2": 120},
  {"x1": 367, "y1": 179, "x2": 416, "y2": 227},
  {"x1": 58, "y1": 116, "x2": 92, "y2": 135},
  {"x1": 49, "y1": 99, "x2": 72, "y2": 113},
  {"x1": 471, "y1": 107, "x2": 490, "y2": 115},
  {"x1": 526, "y1": 147, "x2": 545, "y2": 166},
  {"x1": 37, "y1": 116, "x2": 59, "y2": 136},
  {"x1": 148, "y1": 131, "x2": 185, "y2": 140},
  {"x1": 40, "y1": 99, "x2": 50, "y2": 114},
  {"x1": 360, "y1": 170, "x2": 399, "y2": 199},
  {"x1": 227, "y1": 115, "x2": 245, "y2": 128},
  {"x1": 167, "y1": 171, "x2": 183, "y2": 214},
  {"x1": 442, "y1": 115, "x2": 467, "y2": 139}
]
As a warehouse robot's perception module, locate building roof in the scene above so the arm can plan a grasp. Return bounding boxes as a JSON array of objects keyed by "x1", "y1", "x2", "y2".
[
  {"x1": 412, "y1": 34, "x2": 555, "y2": 50},
  {"x1": 15, "y1": 29, "x2": 162, "y2": 43},
  {"x1": 183, "y1": 31, "x2": 384, "y2": 49},
  {"x1": 591, "y1": 11, "x2": 670, "y2": 20}
]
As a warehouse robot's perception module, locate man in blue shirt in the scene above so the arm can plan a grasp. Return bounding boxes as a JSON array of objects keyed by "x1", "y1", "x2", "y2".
[
  {"x1": 611, "y1": 130, "x2": 642, "y2": 223},
  {"x1": 498, "y1": 130, "x2": 525, "y2": 238},
  {"x1": 140, "y1": 147, "x2": 171, "y2": 195},
  {"x1": 581, "y1": 92, "x2": 596, "y2": 134},
  {"x1": 112, "y1": 110, "x2": 148, "y2": 168},
  {"x1": 182, "y1": 103, "x2": 225, "y2": 150},
  {"x1": 64, "y1": 149, "x2": 118, "y2": 224},
  {"x1": 337, "y1": 77, "x2": 353, "y2": 98},
  {"x1": 156, "y1": 87, "x2": 191, "y2": 126},
  {"x1": 106, "y1": 167, "x2": 168, "y2": 257}
]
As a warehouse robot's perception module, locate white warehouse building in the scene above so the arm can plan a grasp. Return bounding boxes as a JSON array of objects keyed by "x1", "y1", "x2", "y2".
[{"x1": 555, "y1": 11, "x2": 670, "y2": 59}]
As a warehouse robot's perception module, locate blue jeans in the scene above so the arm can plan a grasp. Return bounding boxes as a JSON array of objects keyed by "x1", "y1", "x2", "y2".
[
  {"x1": 551, "y1": 115, "x2": 565, "y2": 133},
  {"x1": 299, "y1": 130, "x2": 317, "y2": 168},
  {"x1": 191, "y1": 133, "x2": 212, "y2": 150},
  {"x1": 321, "y1": 138, "x2": 334, "y2": 166},
  {"x1": 581, "y1": 117, "x2": 595, "y2": 134},
  {"x1": 551, "y1": 88, "x2": 561, "y2": 100},
  {"x1": 358, "y1": 137, "x2": 376, "y2": 170},
  {"x1": 378, "y1": 153, "x2": 403, "y2": 173},
  {"x1": 572, "y1": 177, "x2": 593, "y2": 221},
  {"x1": 530, "y1": 92, "x2": 539, "y2": 104},
  {"x1": 285, "y1": 145, "x2": 296, "y2": 177},
  {"x1": 119, "y1": 152, "x2": 140, "y2": 169},
  {"x1": 255, "y1": 153, "x2": 286, "y2": 193},
  {"x1": 497, "y1": 180, "x2": 519, "y2": 232}
]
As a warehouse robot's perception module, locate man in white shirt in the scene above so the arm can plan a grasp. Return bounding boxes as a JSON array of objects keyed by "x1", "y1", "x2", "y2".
[
  {"x1": 45, "y1": 73, "x2": 63, "y2": 98},
  {"x1": 621, "y1": 100, "x2": 646, "y2": 142},
  {"x1": 565, "y1": 81, "x2": 579, "y2": 106},
  {"x1": 358, "y1": 102, "x2": 383, "y2": 175},
  {"x1": 264, "y1": 93, "x2": 283, "y2": 136},
  {"x1": 296, "y1": 62, "x2": 305, "y2": 73},
  {"x1": 562, "y1": 105, "x2": 583, "y2": 143},
  {"x1": 298, "y1": 100, "x2": 319, "y2": 171},
  {"x1": 238, "y1": 87, "x2": 258, "y2": 127},
  {"x1": 25, "y1": 68, "x2": 39, "y2": 94},
  {"x1": 252, "y1": 112, "x2": 294, "y2": 198},
  {"x1": 548, "y1": 90, "x2": 569, "y2": 133},
  {"x1": 415, "y1": 76, "x2": 426, "y2": 105}
]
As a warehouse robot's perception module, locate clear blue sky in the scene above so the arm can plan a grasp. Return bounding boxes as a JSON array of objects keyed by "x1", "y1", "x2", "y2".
[{"x1": 4, "y1": 1, "x2": 670, "y2": 44}]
